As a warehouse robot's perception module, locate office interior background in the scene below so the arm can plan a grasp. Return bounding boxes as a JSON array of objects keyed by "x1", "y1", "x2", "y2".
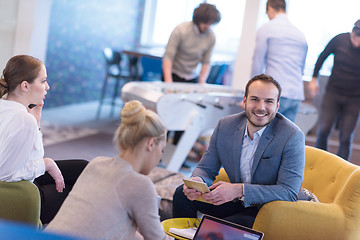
[
  {"x1": 2, "y1": 1, "x2": 360, "y2": 238},
  {"x1": 0, "y1": 0, "x2": 359, "y2": 109}
]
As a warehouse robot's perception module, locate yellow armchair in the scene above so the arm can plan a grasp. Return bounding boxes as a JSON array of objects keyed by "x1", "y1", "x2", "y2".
[{"x1": 216, "y1": 146, "x2": 360, "y2": 240}]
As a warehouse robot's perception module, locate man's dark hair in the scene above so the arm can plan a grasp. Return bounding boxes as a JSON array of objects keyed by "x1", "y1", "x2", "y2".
[
  {"x1": 352, "y1": 19, "x2": 360, "y2": 36},
  {"x1": 245, "y1": 74, "x2": 282, "y2": 101},
  {"x1": 266, "y1": 0, "x2": 286, "y2": 12},
  {"x1": 192, "y1": 3, "x2": 221, "y2": 25}
]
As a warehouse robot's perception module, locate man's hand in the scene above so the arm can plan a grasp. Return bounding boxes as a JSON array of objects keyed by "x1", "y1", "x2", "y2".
[
  {"x1": 135, "y1": 231, "x2": 144, "y2": 240},
  {"x1": 198, "y1": 64, "x2": 210, "y2": 84},
  {"x1": 44, "y1": 158, "x2": 65, "y2": 192},
  {"x1": 183, "y1": 177, "x2": 204, "y2": 201},
  {"x1": 307, "y1": 77, "x2": 319, "y2": 99},
  {"x1": 202, "y1": 181, "x2": 243, "y2": 205}
]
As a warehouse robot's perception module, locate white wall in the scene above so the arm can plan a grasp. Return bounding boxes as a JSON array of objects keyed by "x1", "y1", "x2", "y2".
[
  {"x1": 0, "y1": 0, "x2": 51, "y2": 70},
  {"x1": 0, "y1": 0, "x2": 19, "y2": 70}
]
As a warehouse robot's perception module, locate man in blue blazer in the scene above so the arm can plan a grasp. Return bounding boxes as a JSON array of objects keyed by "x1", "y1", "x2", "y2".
[{"x1": 173, "y1": 74, "x2": 305, "y2": 227}]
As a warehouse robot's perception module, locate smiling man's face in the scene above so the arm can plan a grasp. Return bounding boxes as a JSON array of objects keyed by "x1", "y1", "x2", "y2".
[{"x1": 243, "y1": 80, "x2": 280, "y2": 133}]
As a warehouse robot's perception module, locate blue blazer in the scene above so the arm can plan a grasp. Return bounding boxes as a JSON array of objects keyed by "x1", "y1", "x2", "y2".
[{"x1": 192, "y1": 112, "x2": 305, "y2": 208}]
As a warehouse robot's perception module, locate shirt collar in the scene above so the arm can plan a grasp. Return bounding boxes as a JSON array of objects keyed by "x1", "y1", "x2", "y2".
[
  {"x1": 244, "y1": 124, "x2": 267, "y2": 139},
  {"x1": 191, "y1": 22, "x2": 201, "y2": 35},
  {"x1": 0, "y1": 99, "x2": 27, "y2": 112},
  {"x1": 273, "y1": 13, "x2": 287, "y2": 21}
]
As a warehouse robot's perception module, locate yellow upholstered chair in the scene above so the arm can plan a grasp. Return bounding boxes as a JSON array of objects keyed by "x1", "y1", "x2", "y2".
[
  {"x1": 213, "y1": 168, "x2": 230, "y2": 184},
  {"x1": 0, "y1": 180, "x2": 41, "y2": 227},
  {"x1": 216, "y1": 145, "x2": 360, "y2": 240},
  {"x1": 252, "y1": 146, "x2": 360, "y2": 240}
]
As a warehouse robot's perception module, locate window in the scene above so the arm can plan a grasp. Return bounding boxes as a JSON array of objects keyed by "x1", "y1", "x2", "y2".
[
  {"x1": 141, "y1": 0, "x2": 246, "y2": 56},
  {"x1": 141, "y1": 0, "x2": 360, "y2": 79},
  {"x1": 207, "y1": 0, "x2": 246, "y2": 54},
  {"x1": 256, "y1": 0, "x2": 360, "y2": 79},
  {"x1": 287, "y1": 0, "x2": 360, "y2": 78}
]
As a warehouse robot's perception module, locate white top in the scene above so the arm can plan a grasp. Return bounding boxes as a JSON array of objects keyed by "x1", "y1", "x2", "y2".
[
  {"x1": 46, "y1": 156, "x2": 166, "y2": 240},
  {"x1": 0, "y1": 99, "x2": 45, "y2": 182}
]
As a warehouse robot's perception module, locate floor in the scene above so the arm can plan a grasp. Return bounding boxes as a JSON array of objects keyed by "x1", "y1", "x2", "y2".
[
  {"x1": 41, "y1": 99, "x2": 198, "y2": 177},
  {"x1": 42, "y1": 99, "x2": 122, "y2": 133},
  {"x1": 42, "y1": 99, "x2": 360, "y2": 169},
  {"x1": 305, "y1": 133, "x2": 360, "y2": 166}
]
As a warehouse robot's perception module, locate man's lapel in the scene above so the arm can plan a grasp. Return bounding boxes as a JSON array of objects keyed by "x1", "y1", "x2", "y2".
[
  {"x1": 233, "y1": 119, "x2": 246, "y2": 183},
  {"x1": 251, "y1": 118, "x2": 277, "y2": 176}
]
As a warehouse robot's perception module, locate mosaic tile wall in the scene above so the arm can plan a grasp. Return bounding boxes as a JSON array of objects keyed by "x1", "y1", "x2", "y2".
[{"x1": 45, "y1": 0, "x2": 143, "y2": 108}]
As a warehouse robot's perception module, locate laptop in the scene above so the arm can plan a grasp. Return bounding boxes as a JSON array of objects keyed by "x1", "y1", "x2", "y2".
[{"x1": 193, "y1": 214, "x2": 264, "y2": 240}]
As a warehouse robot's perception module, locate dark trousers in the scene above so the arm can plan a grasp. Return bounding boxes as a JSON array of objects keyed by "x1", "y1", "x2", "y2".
[
  {"x1": 172, "y1": 185, "x2": 259, "y2": 228},
  {"x1": 168, "y1": 73, "x2": 197, "y2": 144},
  {"x1": 34, "y1": 159, "x2": 88, "y2": 224},
  {"x1": 171, "y1": 73, "x2": 197, "y2": 83},
  {"x1": 316, "y1": 88, "x2": 360, "y2": 160}
]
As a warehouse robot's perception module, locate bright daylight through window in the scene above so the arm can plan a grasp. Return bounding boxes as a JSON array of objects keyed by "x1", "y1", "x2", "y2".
[{"x1": 142, "y1": 0, "x2": 360, "y2": 79}]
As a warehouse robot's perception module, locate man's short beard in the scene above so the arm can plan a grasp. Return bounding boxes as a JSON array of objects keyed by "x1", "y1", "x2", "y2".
[
  {"x1": 247, "y1": 118, "x2": 272, "y2": 128},
  {"x1": 245, "y1": 111, "x2": 275, "y2": 129}
]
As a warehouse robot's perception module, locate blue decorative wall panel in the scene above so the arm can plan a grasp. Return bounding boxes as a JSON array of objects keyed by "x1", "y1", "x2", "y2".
[{"x1": 45, "y1": 0, "x2": 143, "y2": 108}]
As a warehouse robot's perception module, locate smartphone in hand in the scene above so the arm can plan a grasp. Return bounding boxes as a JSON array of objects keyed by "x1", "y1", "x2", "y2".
[
  {"x1": 183, "y1": 179, "x2": 210, "y2": 193},
  {"x1": 28, "y1": 104, "x2": 36, "y2": 109}
]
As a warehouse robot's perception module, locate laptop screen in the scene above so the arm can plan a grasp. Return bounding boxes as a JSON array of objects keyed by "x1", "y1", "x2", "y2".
[{"x1": 193, "y1": 215, "x2": 264, "y2": 240}]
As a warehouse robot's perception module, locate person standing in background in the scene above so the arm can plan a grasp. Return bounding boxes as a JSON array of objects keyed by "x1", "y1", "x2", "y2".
[
  {"x1": 162, "y1": 3, "x2": 221, "y2": 84},
  {"x1": 251, "y1": 0, "x2": 308, "y2": 122},
  {"x1": 162, "y1": 3, "x2": 221, "y2": 146},
  {"x1": 308, "y1": 19, "x2": 360, "y2": 160}
]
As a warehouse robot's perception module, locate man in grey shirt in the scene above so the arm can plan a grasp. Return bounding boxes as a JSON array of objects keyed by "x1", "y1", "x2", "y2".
[{"x1": 162, "y1": 3, "x2": 221, "y2": 84}]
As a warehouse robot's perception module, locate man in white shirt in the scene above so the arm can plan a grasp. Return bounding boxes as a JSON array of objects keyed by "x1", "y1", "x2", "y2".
[{"x1": 251, "y1": 0, "x2": 308, "y2": 122}]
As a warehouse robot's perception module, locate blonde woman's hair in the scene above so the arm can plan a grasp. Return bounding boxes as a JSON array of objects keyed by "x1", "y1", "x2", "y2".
[{"x1": 114, "y1": 100, "x2": 166, "y2": 151}]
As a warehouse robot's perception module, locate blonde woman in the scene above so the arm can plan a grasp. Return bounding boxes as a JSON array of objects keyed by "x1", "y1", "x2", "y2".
[{"x1": 46, "y1": 100, "x2": 170, "y2": 240}]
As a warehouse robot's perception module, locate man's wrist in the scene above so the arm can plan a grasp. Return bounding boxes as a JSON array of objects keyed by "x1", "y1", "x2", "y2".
[
  {"x1": 191, "y1": 176, "x2": 205, "y2": 183},
  {"x1": 237, "y1": 183, "x2": 244, "y2": 199}
]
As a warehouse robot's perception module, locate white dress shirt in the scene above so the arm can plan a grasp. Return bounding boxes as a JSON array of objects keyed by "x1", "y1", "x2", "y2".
[{"x1": 0, "y1": 99, "x2": 45, "y2": 182}]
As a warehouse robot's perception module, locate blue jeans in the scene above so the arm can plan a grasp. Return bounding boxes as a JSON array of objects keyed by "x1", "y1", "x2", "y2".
[
  {"x1": 278, "y1": 97, "x2": 301, "y2": 122},
  {"x1": 316, "y1": 88, "x2": 360, "y2": 160}
]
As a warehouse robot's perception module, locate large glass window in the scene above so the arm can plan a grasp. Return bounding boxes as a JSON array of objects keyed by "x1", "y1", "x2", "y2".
[
  {"x1": 141, "y1": 0, "x2": 246, "y2": 56},
  {"x1": 256, "y1": 0, "x2": 360, "y2": 79},
  {"x1": 142, "y1": 0, "x2": 360, "y2": 79},
  {"x1": 151, "y1": 0, "x2": 202, "y2": 46},
  {"x1": 287, "y1": 0, "x2": 360, "y2": 78}
]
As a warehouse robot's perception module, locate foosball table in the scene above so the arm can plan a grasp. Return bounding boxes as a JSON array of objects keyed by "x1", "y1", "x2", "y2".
[{"x1": 121, "y1": 82, "x2": 244, "y2": 172}]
